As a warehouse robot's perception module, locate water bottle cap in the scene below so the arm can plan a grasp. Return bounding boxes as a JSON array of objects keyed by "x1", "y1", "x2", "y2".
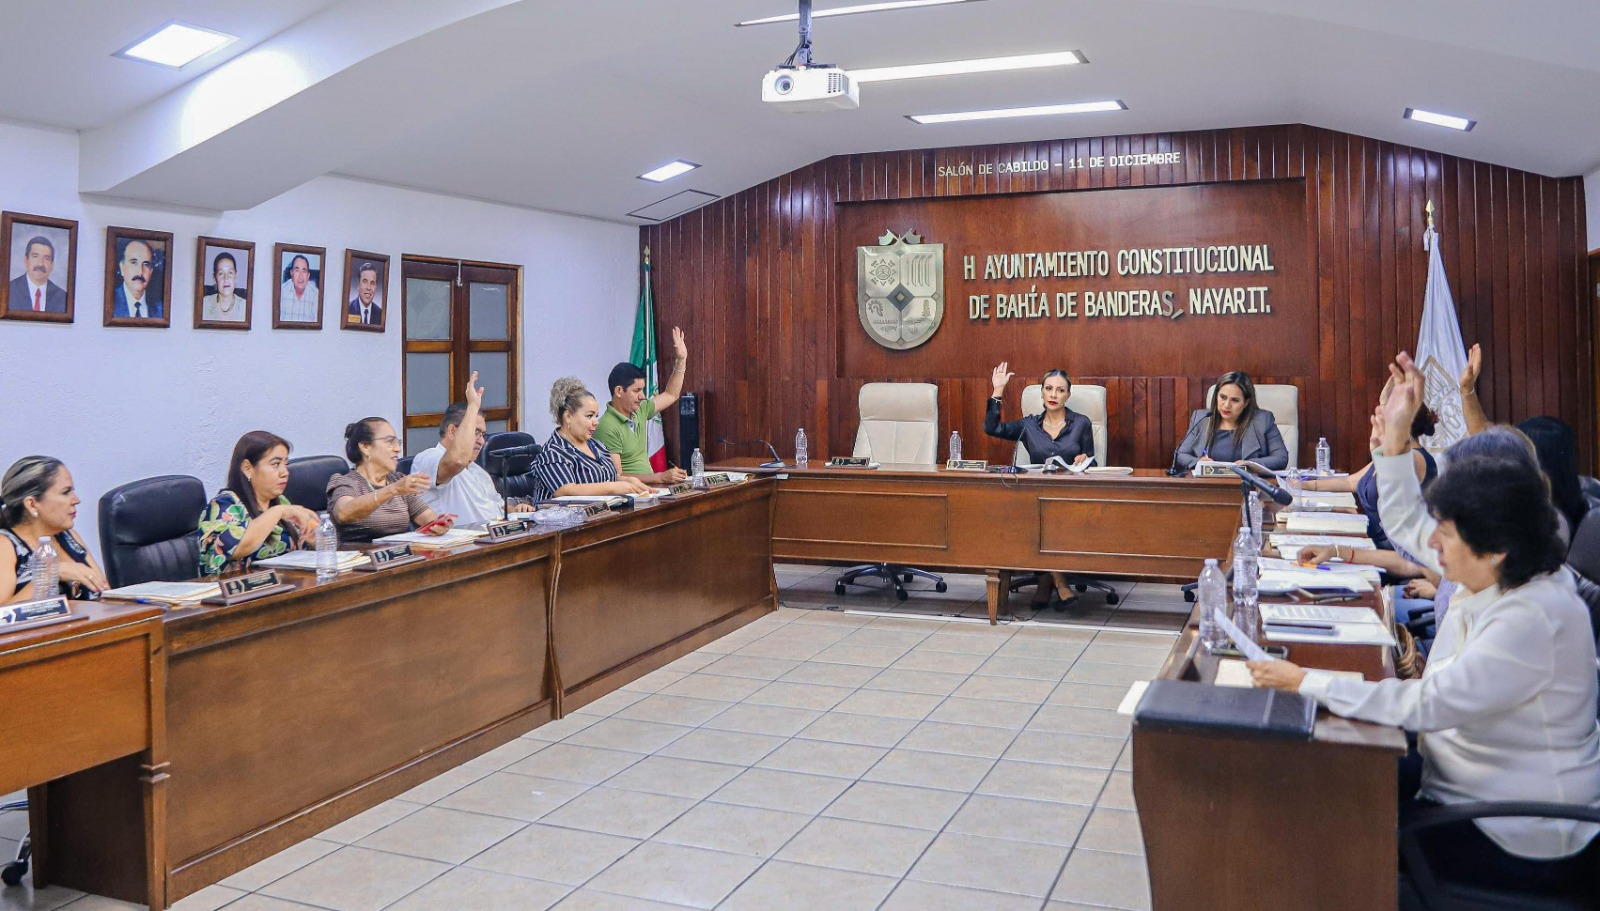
[{"x1": 1204, "y1": 558, "x2": 1218, "y2": 566}]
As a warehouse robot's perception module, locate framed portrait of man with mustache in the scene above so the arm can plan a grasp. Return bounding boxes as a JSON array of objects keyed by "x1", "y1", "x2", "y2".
[
  {"x1": 103, "y1": 225, "x2": 174, "y2": 328},
  {"x1": 0, "y1": 211, "x2": 77, "y2": 324}
]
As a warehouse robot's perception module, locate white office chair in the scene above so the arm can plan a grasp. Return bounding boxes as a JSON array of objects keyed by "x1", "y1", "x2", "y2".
[
  {"x1": 1205, "y1": 382, "x2": 1300, "y2": 469},
  {"x1": 836, "y1": 383, "x2": 947, "y2": 600},
  {"x1": 1009, "y1": 383, "x2": 1119, "y2": 607}
]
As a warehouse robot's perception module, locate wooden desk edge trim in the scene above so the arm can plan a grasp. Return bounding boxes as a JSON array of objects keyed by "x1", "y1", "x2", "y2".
[
  {"x1": 0, "y1": 613, "x2": 164, "y2": 667},
  {"x1": 557, "y1": 482, "x2": 771, "y2": 554}
]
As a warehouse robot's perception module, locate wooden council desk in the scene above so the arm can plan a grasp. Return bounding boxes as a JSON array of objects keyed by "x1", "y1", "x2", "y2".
[
  {"x1": 35, "y1": 481, "x2": 774, "y2": 907},
  {"x1": 714, "y1": 460, "x2": 1243, "y2": 623}
]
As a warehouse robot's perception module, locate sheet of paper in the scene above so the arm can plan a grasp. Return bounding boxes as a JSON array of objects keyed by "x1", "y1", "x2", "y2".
[
  {"x1": 1257, "y1": 556, "x2": 1380, "y2": 581},
  {"x1": 374, "y1": 528, "x2": 483, "y2": 545},
  {"x1": 1214, "y1": 610, "x2": 1270, "y2": 661},
  {"x1": 255, "y1": 551, "x2": 370, "y2": 570},
  {"x1": 1295, "y1": 490, "x2": 1358, "y2": 508},
  {"x1": 1117, "y1": 680, "x2": 1150, "y2": 715},
  {"x1": 1260, "y1": 603, "x2": 1383, "y2": 625},
  {"x1": 1257, "y1": 570, "x2": 1368, "y2": 594},
  {"x1": 102, "y1": 581, "x2": 221, "y2": 603},
  {"x1": 1285, "y1": 513, "x2": 1370, "y2": 535},
  {"x1": 1263, "y1": 624, "x2": 1397, "y2": 646},
  {"x1": 1215, "y1": 657, "x2": 1362, "y2": 688}
]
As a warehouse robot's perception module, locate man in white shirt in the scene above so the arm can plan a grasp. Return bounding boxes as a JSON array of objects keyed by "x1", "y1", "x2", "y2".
[
  {"x1": 410, "y1": 372, "x2": 503, "y2": 525},
  {"x1": 278, "y1": 254, "x2": 319, "y2": 323}
]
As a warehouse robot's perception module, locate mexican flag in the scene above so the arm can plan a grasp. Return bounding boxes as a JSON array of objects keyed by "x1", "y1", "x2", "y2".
[{"x1": 632, "y1": 249, "x2": 668, "y2": 472}]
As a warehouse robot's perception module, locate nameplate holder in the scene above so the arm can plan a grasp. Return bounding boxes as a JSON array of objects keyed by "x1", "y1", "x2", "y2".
[
  {"x1": 0, "y1": 596, "x2": 75, "y2": 633},
  {"x1": 479, "y1": 519, "x2": 539, "y2": 545},
  {"x1": 354, "y1": 544, "x2": 425, "y2": 571},
  {"x1": 206, "y1": 570, "x2": 295, "y2": 605},
  {"x1": 668, "y1": 480, "x2": 697, "y2": 496},
  {"x1": 945, "y1": 459, "x2": 989, "y2": 472},
  {"x1": 826, "y1": 457, "x2": 873, "y2": 468},
  {"x1": 579, "y1": 502, "x2": 613, "y2": 518},
  {"x1": 1195, "y1": 462, "x2": 1236, "y2": 478}
]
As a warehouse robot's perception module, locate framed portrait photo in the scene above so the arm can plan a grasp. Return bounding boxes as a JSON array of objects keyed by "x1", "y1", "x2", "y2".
[
  {"x1": 194, "y1": 236, "x2": 255, "y2": 330},
  {"x1": 341, "y1": 249, "x2": 389, "y2": 333},
  {"x1": 103, "y1": 226, "x2": 174, "y2": 328},
  {"x1": 272, "y1": 242, "x2": 326, "y2": 329},
  {"x1": 0, "y1": 212, "x2": 78, "y2": 324}
]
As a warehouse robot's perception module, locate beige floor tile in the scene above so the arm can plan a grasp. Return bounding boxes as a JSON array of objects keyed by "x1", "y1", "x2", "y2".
[
  {"x1": 1079, "y1": 644, "x2": 1173, "y2": 668},
  {"x1": 619, "y1": 668, "x2": 687, "y2": 694},
  {"x1": 220, "y1": 837, "x2": 341, "y2": 890},
  {"x1": 946, "y1": 794, "x2": 1090, "y2": 846},
  {"x1": 708, "y1": 768, "x2": 853, "y2": 814},
  {"x1": 862, "y1": 748, "x2": 995, "y2": 793},
  {"x1": 755, "y1": 739, "x2": 887, "y2": 778},
  {"x1": 385, "y1": 866, "x2": 570, "y2": 911},
  {"x1": 830, "y1": 688, "x2": 943, "y2": 720},
  {"x1": 0, "y1": 883, "x2": 84, "y2": 911},
  {"x1": 861, "y1": 667, "x2": 969, "y2": 696},
  {"x1": 785, "y1": 609, "x2": 876, "y2": 629},
  {"x1": 504, "y1": 743, "x2": 644, "y2": 785},
  {"x1": 927, "y1": 697, "x2": 1039, "y2": 729},
  {"x1": 734, "y1": 638, "x2": 827, "y2": 661},
  {"x1": 775, "y1": 817, "x2": 936, "y2": 877},
  {"x1": 58, "y1": 897, "x2": 144, "y2": 910},
  {"x1": 889, "y1": 649, "x2": 987, "y2": 675},
  {"x1": 699, "y1": 654, "x2": 802, "y2": 680},
  {"x1": 463, "y1": 737, "x2": 549, "y2": 772},
  {"x1": 908, "y1": 832, "x2": 1070, "y2": 897},
  {"x1": 841, "y1": 628, "x2": 933, "y2": 650},
  {"x1": 809, "y1": 643, "x2": 911, "y2": 668},
  {"x1": 798, "y1": 711, "x2": 917, "y2": 748},
  {"x1": 896, "y1": 720, "x2": 1020, "y2": 759},
  {"x1": 653, "y1": 802, "x2": 811, "y2": 857},
  {"x1": 585, "y1": 842, "x2": 762, "y2": 909},
  {"x1": 551, "y1": 888, "x2": 700, "y2": 911},
  {"x1": 1090, "y1": 631, "x2": 1176, "y2": 649},
  {"x1": 744, "y1": 680, "x2": 855, "y2": 711},
  {"x1": 168, "y1": 884, "x2": 247, "y2": 911},
  {"x1": 995, "y1": 637, "x2": 1090, "y2": 661},
  {"x1": 1029, "y1": 704, "x2": 1132, "y2": 738},
  {"x1": 718, "y1": 860, "x2": 896, "y2": 911},
  {"x1": 536, "y1": 786, "x2": 694, "y2": 839},
  {"x1": 778, "y1": 661, "x2": 881, "y2": 687},
  {"x1": 201, "y1": 897, "x2": 323, "y2": 911},
  {"x1": 664, "y1": 652, "x2": 720, "y2": 673},
  {"x1": 614, "y1": 694, "x2": 732, "y2": 727},
  {"x1": 658, "y1": 673, "x2": 769, "y2": 702},
  {"x1": 602, "y1": 755, "x2": 743, "y2": 800},
  {"x1": 1063, "y1": 661, "x2": 1153, "y2": 688},
  {"x1": 700, "y1": 703, "x2": 822, "y2": 737},
  {"x1": 520, "y1": 713, "x2": 602, "y2": 743},
  {"x1": 880, "y1": 880, "x2": 1048, "y2": 911},
  {"x1": 1046, "y1": 682, "x2": 1129, "y2": 710},
  {"x1": 1003, "y1": 731, "x2": 1127, "y2": 770},
  {"x1": 953, "y1": 675, "x2": 1057, "y2": 704},
  {"x1": 1049, "y1": 848, "x2": 1152, "y2": 910},
  {"x1": 975, "y1": 655, "x2": 1076, "y2": 681},
  {"x1": 1116, "y1": 741, "x2": 1133, "y2": 772},
  {"x1": 1077, "y1": 807, "x2": 1146, "y2": 855},
  {"x1": 562, "y1": 718, "x2": 691, "y2": 754},
  {"x1": 761, "y1": 625, "x2": 854, "y2": 647},
  {"x1": 1099, "y1": 771, "x2": 1136, "y2": 810},
  {"x1": 821, "y1": 781, "x2": 966, "y2": 830},
  {"x1": 395, "y1": 765, "x2": 493, "y2": 805},
  {"x1": 258, "y1": 845, "x2": 451, "y2": 911},
  {"x1": 465, "y1": 823, "x2": 637, "y2": 886},
  {"x1": 572, "y1": 688, "x2": 649, "y2": 717},
  {"x1": 435, "y1": 772, "x2": 588, "y2": 822},
  {"x1": 977, "y1": 760, "x2": 1109, "y2": 806},
  {"x1": 919, "y1": 631, "x2": 1011, "y2": 655},
  {"x1": 655, "y1": 728, "x2": 787, "y2": 766},
  {"x1": 316, "y1": 799, "x2": 423, "y2": 844},
  {"x1": 355, "y1": 805, "x2": 525, "y2": 864}
]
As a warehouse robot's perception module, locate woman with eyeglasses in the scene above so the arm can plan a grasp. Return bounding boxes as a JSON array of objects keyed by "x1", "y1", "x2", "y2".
[{"x1": 327, "y1": 418, "x2": 455, "y2": 543}]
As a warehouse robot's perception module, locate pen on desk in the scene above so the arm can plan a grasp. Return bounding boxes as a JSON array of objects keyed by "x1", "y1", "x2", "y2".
[
  {"x1": 1265, "y1": 623, "x2": 1337, "y2": 636},
  {"x1": 1267, "y1": 621, "x2": 1336, "y2": 630}
]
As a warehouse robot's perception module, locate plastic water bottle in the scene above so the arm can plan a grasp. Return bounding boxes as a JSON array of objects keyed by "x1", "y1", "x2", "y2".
[
  {"x1": 29, "y1": 537, "x2": 59, "y2": 598},
  {"x1": 1246, "y1": 490, "x2": 1264, "y2": 553},
  {"x1": 690, "y1": 448, "x2": 704, "y2": 477},
  {"x1": 1197, "y1": 558, "x2": 1228, "y2": 651},
  {"x1": 794, "y1": 429, "x2": 808, "y2": 468},
  {"x1": 949, "y1": 431, "x2": 963, "y2": 462},
  {"x1": 1315, "y1": 437, "x2": 1331, "y2": 476},
  {"x1": 315, "y1": 514, "x2": 339, "y2": 582},
  {"x1": 1231, "y1": 525, "x2": 1260, "y2": 643}
]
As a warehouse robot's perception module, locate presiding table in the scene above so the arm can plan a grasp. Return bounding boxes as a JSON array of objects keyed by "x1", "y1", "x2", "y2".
[
  {"x1": 714, "y1": 460, "x2": 1244, "y2": 622},
  {"x1": 34, "y1": 480, "x2": 775, "y2": 907}
]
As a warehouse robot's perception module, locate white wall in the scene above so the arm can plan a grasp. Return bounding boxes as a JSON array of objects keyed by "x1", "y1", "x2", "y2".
[
  {"x1": 1588, "y1": 164, "x2": 1600, "y2": 252},
  {"x1": 0, "y1": 120, "x2": 639, "y2": 553}
]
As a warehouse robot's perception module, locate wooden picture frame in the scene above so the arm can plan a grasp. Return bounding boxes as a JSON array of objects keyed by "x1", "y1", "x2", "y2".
[
  {"x1": 103, "y1": 226, "x2": 174, "y2": 328},
  {"x1": 341, "y1": 249, "x2": 389, "y2": 332},
  {"x1": 272, "y1": 242, "x2": 327, "y2": 329},
  {"x1": 0, "y1": 212, "x2": 78, "y2": 324},
  {"x1": 194, "y1": 236, "x2": 255, "y2": 330}
]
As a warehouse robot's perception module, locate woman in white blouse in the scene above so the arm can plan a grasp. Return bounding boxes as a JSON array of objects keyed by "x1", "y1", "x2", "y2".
[{"x1": 1252, "y1": 353, "x2": 1600, "y2": 890}]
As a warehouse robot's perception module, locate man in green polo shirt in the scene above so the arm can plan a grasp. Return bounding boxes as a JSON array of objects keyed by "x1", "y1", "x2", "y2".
[{"x1": 595, "y1": 326, "x2": 690, "y2": 485}]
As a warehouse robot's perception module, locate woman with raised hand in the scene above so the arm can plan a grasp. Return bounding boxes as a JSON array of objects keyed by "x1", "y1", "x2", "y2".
[
  {"x1": 327, "y1": 417, "x2": 453, "y2": 543},
  {"x1": 199, "y1": 431, "x2": 320, "y2": 576},
  {"x1": 0, "y1": 456, "x2": 108, "y2": 602}
]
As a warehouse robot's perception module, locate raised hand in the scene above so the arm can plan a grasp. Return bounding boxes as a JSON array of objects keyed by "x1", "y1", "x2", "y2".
[
  {"x1": 464, "y1": 370, "x2": 484, "y2": 408},
  {"x1": 990, "y1": 362, "x2": 1014, "y2": 397},
  {"x1": 393, "y1": 473, "x2": 431, "y2": 497},
  {"x1": 1458, "y1": 343, "x2": 1482, "y2": 395},
  {"x1": 671, "y1": 326, "x2": 687, "y2": 360},
  {"x1": 1380, "y1": 352, "x2": 1425, "y2": 456}
]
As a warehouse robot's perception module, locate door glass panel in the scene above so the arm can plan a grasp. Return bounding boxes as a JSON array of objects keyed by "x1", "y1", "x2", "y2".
[
  {"x1": 405, "y1": 352, "x2": 451, "y2": 415},
  {"x1": 406, "y1": 278, "x2": 451, "y2": 340},
  {"x1": 485, "y1": 420, "x2": 508, "y2": 435},
  {"x1": 405, "y1": 426, "x2": 438, "y2": 456},
  {"x1": 469, "y1": 351, "x2": 509, "y2": 409},
  {"x1": 469, "y1": 282, "x2": 509, "y2": 340}
]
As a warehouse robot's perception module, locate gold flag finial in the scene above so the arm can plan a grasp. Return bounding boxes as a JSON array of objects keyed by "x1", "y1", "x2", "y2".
[
  {"x1": 1425, "y1": 199, "x2": 1435, "y2": 231},
  {"x1": 644, "y1": 245, "x2": 651, "y2": 265}
]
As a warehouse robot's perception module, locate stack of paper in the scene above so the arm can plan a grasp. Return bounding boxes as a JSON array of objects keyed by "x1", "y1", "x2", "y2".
[
  {"x1": 102, "y1": 580, "x2": 222, "y2": 604},
  {"x1": 1258, "y1": 556, "x2": 1382, "y2": 584},
  {"x1": 1284, "y1": 513, "x2": 1370, "y2": 535},
  {"x1": 1295, "y1": 490, "x2": 1357, "y2": 509},
  {"x1": 1269, "y1": 533, "x2": 1374, "y2": 561},
  {"x1": 1214, "y1": 658, "x2": 1363, "y2": 688},
  {"x1": 1084, "y1": 466, "x2": 1135, "y2": 475},
  {"x1": 255, "y1": 550, "x2": 370, "y2": 571},
  {"x1": 1257, "y1": 569, "x2": 1368, "y2": 594},
  {"x1": 1259, "y1": 602, "x2": 1397, "y2": 646},
  {"x1": 374, "y1": 528, "x2": 484, "y2": 548}
]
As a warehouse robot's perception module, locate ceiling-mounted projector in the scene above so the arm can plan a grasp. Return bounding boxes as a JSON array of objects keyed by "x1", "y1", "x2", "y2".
[
  {"x1": 760, "y1": 0, "x2": 857, "y2": 112},
  {"x1": 761, "y1": 67, "x2": 858, "y2": 111}
]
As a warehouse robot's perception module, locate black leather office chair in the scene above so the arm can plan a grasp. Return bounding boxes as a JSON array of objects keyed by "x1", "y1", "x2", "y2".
[
  {"x1": 285, "y1": 455, "x2": 349, "y2": 513},
  {"x1": 1581, "y1": 475, "x2": 1600, "y2": 512},
  {"x1": 97, "y1": 475, "x2": 207, "y2": 588},
  {"x1": 397, "y1": 456, "x2": 415, "y2": 476},
  {"x1": 481, "y1": 432, "x2": 542, "y2": 499}
]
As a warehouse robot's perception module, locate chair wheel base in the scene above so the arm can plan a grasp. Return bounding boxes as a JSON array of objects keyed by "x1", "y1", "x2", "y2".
[
  {"x1": 895, "y1": 589, "x2": 908, "y2": 601},
  {"x1": 2, "y1": 861, "x2": 26, "y2": 887},
  {"x1": 935, "y1": 582, "x2": 948, "y2": 593},
  {"x1": 1183, "y1": 590, "x2": 1196, "y2": 602},
  {"x1": 1107, "y1": 594, "x2": 1120, "y2": 605},
  {"x1": 835, "y1": 582, "x2": 847, "y2": 595}
]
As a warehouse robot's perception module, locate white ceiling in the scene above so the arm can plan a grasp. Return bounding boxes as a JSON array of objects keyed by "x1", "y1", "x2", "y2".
[{"x1": 3, "y1": 0, "x2": 1597, "y2": 222}]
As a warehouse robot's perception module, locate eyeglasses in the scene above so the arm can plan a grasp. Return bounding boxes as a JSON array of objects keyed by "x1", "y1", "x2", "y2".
[
  {"x1": 474, "y1": 430, "x2": 487, "y2": 441},
  {"x1": 375, "y1": 435, "x2": 401, "y2": 445}
]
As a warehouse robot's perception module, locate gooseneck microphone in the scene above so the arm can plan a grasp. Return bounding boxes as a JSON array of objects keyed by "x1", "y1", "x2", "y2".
[
  {"x1": 1228, "y1": 463, "x2": 1294, "y2": 506},
  {"x1": 717, "y1": 437, "x2": 786, "y2": 469}
]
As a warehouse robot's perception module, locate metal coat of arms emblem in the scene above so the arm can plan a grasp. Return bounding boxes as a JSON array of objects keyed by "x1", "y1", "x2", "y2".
[{"x1": 856, "y1": 229, "x2": 944, "y2": 350}]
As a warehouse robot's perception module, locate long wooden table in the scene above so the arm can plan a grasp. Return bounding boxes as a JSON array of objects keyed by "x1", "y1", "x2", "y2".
[
  {"x1": 33, "y1": 480, "x2": 775, "y2": 907},
  {"x1": 714, "y1": 460, "x2": 1243, "y2": 622}
]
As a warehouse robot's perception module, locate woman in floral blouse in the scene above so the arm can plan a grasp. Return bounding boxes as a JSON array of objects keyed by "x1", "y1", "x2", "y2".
[{"x1": 198, "y1": 430, "x2": 320, "y2": 577}]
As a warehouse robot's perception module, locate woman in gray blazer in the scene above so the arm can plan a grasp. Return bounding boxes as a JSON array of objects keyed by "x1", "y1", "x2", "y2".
[{"x1": 1172, "y1": 371, "x2": 1289, "y2": 471}]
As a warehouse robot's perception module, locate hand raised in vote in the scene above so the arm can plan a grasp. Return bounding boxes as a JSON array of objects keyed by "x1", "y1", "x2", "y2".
[
  {"x1": 464, "y1": 370, "x2": 485, "y2": 408},
  {"x1": 671, "y1": 326, "x2": 688, "y2": 360},
  {"x1": 1368, "y1": 412, "x2": 1382, "y2": 453},
  {"x1": 1379, "y1": 352, "x2": 1426, "y2": 457},
  {"x1": 393, "y1": 473, "x2": 431, "y2": 497},
  {"x1": 1247, "y1": 659, "x2": 1306, "y2": 692},
  {"x1": 1458, "y1": 343, "x2": 1481, "y2": 395},
  {"x1": 990, "y1": 362, "x2": 1014, "y2": 397}
]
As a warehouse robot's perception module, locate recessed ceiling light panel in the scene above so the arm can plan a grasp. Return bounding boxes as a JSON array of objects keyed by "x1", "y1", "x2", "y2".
[
  {"x1": 737, "y1": 0, "x2": 981, "y2": 27},
  {"x1": 908, "y1": 99, "x2": 1125, "y2": 125},
  {"x1": 853, "y1": 50, "x2": 1084, "y2": 83},
  {"x1": 116, "y1": 21, "x2": 237, "y2": 68},
  {"x1": 639, "y1": 160, "x2": 701, "y2": 182},
  {"x1": 1404, "y1": 107, "x2": 1474, "y2": 132}
]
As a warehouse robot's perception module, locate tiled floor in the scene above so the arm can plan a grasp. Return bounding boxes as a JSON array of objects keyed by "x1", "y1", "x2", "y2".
[{"x1": 2, "y1": 565, "x2": 1179, "y2": 911}]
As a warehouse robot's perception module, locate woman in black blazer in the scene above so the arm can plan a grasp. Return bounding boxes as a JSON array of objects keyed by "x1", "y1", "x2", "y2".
[{"x1": 1172, "y1": 371, "x2": 1289, "y2": 472}]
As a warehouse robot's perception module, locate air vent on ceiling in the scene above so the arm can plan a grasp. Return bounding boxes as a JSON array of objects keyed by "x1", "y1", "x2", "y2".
[{"x1": 628, "y1": 189, "x2": 720, "y2": 222}]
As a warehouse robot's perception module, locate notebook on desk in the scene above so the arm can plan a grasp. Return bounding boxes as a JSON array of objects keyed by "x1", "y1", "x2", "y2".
[{"x1": 1133, "y1": 678, "x2": 1317, "y2": 740}]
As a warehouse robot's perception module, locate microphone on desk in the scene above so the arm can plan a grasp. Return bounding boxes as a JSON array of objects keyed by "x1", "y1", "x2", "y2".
[
  {"x1": 1227, "y1": 464, "x2": 1294, "y2": 506},
  {"x1": 717, "y1": 437, "x2": 785, "y2": 469}
]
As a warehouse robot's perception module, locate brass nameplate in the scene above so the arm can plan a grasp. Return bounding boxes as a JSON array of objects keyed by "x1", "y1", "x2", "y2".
[
  {"x1": 1195, "y1": 461, "x2": 1236, "y2": 478},
  {"x1": 945, "y1": 459, "x2": 989, "y2": 472},
  {"x1": 207, "y1": 570, "x2": 295, "y2": 605},
  {"x1": 700, "y1": 472, "x2": 736, "y2": 488},
  {"x1": 0, "y1": 596, "x2": 74, "y2": 632},
  {"x1": 355, "y1": 544, "x2": 424, "y2": 571},
  {"x1": 827, "y1": 457, "x2": 873, "y2": 468},
  {"x1": 580, "y1": 502, "x2": 612, "y2": 518},
  {"x1": 481, "y1": 518, "x2": 538, "y2": 544},
  {"x1": 668, "y1": 480, "x2": 697, "y2": 496}
]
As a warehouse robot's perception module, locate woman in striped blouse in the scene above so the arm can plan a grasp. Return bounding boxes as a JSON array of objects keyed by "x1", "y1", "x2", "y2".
[{"x1": 532, "y1": 377, "x2": 653, "y2": 500}]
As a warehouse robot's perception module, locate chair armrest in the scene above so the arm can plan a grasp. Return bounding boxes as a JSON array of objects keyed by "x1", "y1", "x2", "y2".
[{"x1": 1402, "y1": 800, "x2": 1600, "y2": 831}]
